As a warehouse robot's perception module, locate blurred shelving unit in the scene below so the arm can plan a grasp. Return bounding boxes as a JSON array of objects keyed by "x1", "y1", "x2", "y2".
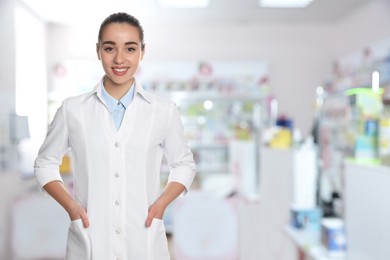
[
  {"x1": 159, "y1": 91, "x2": 270, "y2": 203},
  {"x1": 316, "y1": 39, "x2": 390, "y2": 218},
  {"x1": 312, "y1": 37, "x2": 390, "y2": 260}
]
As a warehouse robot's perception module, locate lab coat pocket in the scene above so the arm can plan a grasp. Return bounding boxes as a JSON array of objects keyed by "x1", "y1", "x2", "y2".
[
  {"x1": 147, "y1": 218, "x2": 170, "y2": 260},
  {"x1": 65, "y1": 219, "x2": 92, "y2": 260}
]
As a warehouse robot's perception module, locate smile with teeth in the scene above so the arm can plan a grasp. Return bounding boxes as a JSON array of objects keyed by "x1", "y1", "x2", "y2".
[
  {"x1": 113, "y1": 68, "x2": 128, "y2": 73},
  {"x1": 111, "y1": 67, "x2": 129, "y2": 76}
]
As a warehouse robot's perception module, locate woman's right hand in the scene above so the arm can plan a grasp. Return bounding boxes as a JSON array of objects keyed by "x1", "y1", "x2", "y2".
[{"x1": 42, "y1": 181, "x2": 90, "y2": 228}]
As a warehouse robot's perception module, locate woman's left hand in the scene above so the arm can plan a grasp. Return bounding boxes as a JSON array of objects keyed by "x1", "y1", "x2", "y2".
[{"x1": 145, "y1": 201, "x2": 166, "y2": 227}]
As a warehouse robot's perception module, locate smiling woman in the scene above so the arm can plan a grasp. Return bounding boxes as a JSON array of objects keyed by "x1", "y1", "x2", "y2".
[{"x1": 34, "y1": 12, "x2": 196, "y2": 260}]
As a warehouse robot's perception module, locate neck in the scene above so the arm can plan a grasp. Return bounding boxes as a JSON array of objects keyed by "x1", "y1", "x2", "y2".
[{"x1": 103, "y1": 77, "x2": 134, "y2": 100}]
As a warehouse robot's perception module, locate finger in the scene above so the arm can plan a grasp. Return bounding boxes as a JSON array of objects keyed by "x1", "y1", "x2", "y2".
[
  {"x1": 80, "y1": 210, "x2": 90, "y2": 228},
  {"x1": 145, "y1": 212, "x2": 154, "y2": 228},
  {"x1": 145, "y1": 217, "x2": 153, "y2": 228}
]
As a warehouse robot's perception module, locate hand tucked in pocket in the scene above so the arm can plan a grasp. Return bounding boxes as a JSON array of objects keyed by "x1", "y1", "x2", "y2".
[{"x1": 67, "y1": 200, "x2": 90, "y2": 228}]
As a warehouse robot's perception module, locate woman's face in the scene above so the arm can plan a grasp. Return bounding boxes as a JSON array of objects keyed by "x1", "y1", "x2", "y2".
[{"x1": 97, "y1": 22, "x2": 144, "y2": 89}]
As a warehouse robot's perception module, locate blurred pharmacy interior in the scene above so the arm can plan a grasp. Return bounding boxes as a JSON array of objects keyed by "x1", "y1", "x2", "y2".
[{"x1": 1, "y1": 0, "x2": 390, "y2": 259}]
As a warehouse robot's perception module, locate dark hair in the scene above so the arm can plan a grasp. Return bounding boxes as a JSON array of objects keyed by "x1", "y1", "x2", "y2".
[{"x1": 98, "y1": 12, "x2": 145, "y2": 51}]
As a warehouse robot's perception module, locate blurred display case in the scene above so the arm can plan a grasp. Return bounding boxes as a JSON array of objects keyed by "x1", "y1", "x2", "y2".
[
  {"x1": 316, "y1": 38, "x2": 390, "y2": 218},
  {"x1": 164, "y1": 93, "x2": 268, "y2": 174},
  {"x1": 317, "y1": 87, "x2": 384, "y2": 217}
]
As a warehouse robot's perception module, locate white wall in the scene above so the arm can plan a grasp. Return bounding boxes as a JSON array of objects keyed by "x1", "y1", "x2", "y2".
[{"x1": 331, "y1": 0, "x2": 390, "y2": 62}]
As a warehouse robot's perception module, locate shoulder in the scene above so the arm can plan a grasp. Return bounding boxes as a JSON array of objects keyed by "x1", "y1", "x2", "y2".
[
  {"x1": 153, "y1": 92, "x2": 175, "y2": 107},
  {"x1": 139, "y1": 86, "x2": 176, "y2": 109},
  {"x1": 62, "y1": 89, "x2": 96, "y2": 108}
]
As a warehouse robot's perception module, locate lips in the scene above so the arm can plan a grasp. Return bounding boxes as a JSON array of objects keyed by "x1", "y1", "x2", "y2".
[{"x1": 112, "y1": 67, "x2": 129, "y2": 76}]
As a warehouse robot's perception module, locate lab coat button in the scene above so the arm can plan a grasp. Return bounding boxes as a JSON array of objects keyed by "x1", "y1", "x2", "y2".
[
  {"x1": 115, "y1": 200, "x2": 120, "y2": 206},
  {"x1": 115, "y1": 142, "x2": 120, "y2": 148},
  {"x1": 114, "y1": 172, "x2": 119, "y2": 178},
  {"x1": 115, "y1": 228, "x2": 121, "y2": 235}
]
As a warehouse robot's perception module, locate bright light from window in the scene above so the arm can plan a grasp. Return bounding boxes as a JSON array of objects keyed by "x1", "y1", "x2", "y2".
[
  {"x1": 15, "y1": 6, "x2": 47, "y2": 121},
  {"x1": 259, "y1": 0, "x2": 314, "y2": 8},
  {"x1": 15, "y1": 5, "x2": 48, "y2": 176},
  {"x1": 159, "y1": 0, "x2": 209, "y2": 8}
]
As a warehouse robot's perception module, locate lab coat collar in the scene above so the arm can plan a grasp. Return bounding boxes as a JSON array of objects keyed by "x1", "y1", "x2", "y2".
[{"x1": 87, "y1": 77, "x2": 152, "y2": 104}]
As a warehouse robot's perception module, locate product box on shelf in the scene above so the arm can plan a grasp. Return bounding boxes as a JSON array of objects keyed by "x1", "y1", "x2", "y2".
[
  {"x1": 354, "y1": 135, "x2": 378, "y2": 160},
  {"x1": 321, "y1": 218, "x2": 347, "y2": 257},
  {"x1": 290, "y1": 205, "x2": 322, "y2": 231}
]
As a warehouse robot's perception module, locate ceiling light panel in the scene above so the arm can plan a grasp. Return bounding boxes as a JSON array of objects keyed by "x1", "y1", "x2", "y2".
[
  {"x1": 259, "y1": 0, "x2": 314, "y2": 8},
  {"x1": 158, "y1": 0, "x2": 210, "y2": 8}
]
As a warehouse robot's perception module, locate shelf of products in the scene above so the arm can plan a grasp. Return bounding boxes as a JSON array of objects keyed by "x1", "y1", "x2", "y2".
[
  {"x1": 159, "y1": 93, "x2": 269, "y2": 193},
  {"x1": 316, "y1": 39, "x2": 390, "y2": 218},
  {"x1": 175, "y1": 93, "x2": 266, "y2": 174}
]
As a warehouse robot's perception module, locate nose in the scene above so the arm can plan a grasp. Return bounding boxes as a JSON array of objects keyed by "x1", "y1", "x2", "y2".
[{"x1": 114, "y1": 50, "x2": 124, "y2": 64}]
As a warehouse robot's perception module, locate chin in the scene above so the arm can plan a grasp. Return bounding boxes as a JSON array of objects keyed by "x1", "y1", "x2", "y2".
[{"x1": 107, "y1": 76, "x2": 133, "y2": 85}]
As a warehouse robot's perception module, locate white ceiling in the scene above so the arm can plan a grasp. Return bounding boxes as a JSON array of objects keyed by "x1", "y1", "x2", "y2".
[{"x1": 21, "y1": 0, "x2": 372, "y2": 26}]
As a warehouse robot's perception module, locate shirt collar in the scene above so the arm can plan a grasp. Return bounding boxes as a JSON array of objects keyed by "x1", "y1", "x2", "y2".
[{"x1": 100, "y1": 81, "x2": 135, "y2": 112}]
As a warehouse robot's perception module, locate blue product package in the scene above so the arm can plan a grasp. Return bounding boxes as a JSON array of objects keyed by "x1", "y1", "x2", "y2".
[
  {"x1": 290, "y1": 206, "x2": 322, "y2": 230},
  {"x1": 321, "y1": 218, "x2": 347, "y2": 257},
  {"x1": 365, "y1": 119, "x2": 378, "y2": 136}
]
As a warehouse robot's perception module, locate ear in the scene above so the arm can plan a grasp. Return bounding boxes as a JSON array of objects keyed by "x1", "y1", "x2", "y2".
[{"x1": 96, "y1": 43, "x2": 101, "y2": 60}]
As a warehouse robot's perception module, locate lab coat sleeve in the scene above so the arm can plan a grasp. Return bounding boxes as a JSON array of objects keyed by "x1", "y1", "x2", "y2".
[
  {"x1": 34, "y1": 99, "x2": 69, "y2": 194},
  {"x1": 164, "y1": 102, "x2": 196, "y2": 192}
]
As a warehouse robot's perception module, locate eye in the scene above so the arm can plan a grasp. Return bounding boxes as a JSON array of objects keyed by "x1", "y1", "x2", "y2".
[
  {"x1": 104, "y1": 47, "x2": 113, "y2": 52},
  {"x1": 127, "y1": 47, "x2": 136, "y2": 52}
]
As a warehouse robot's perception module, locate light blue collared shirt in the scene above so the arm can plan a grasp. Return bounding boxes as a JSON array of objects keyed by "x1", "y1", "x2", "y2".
[{"x1": 101, "y1": 81, "x2": 136, "y2": 130}]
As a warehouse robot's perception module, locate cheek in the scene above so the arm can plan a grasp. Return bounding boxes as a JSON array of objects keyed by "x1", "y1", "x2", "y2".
[
  {"x1": 101, "y1": 57, "x2": 112, "y2": 68},
  {"x1": 132, "y1": 54, "x2": 143, "y2": 63},
  {"x1": 100, "y1": 52, "x2": 111, "y2": 62}
]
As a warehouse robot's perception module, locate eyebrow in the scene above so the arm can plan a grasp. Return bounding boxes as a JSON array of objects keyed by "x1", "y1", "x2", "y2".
[{"x1": 102, "y1": 41, "x2": 139, "y2": 46}]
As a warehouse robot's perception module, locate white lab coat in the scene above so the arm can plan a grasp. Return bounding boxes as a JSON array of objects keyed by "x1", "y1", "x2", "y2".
[{"x1": 34, "y1": 79, "x2": 196, "y2": 260}]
